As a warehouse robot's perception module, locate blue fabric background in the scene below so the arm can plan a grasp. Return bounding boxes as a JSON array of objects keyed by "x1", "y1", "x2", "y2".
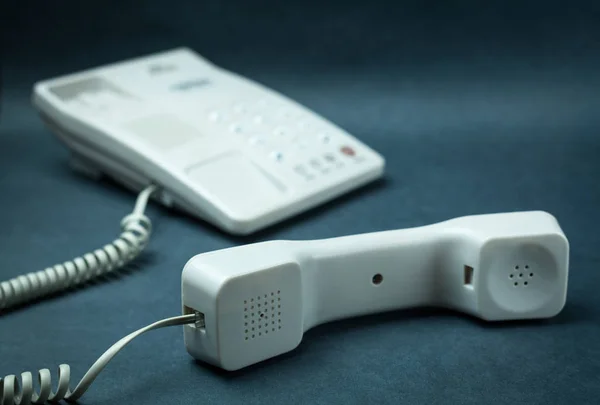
[{"x1": 1, "y1": 1, "x2": 599, "y2": 404}]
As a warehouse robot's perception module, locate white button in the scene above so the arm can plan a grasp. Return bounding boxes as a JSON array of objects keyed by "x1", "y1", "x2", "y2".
[
  {"x1": 230, "y1": 123, "x2": 243, "y2": 133},
  {"x1": 233, "y1": 103, "x2": 247, "y2": 114},
  {"x1": 297, "y1": 120, "x2": 312, "y2": 130},
  {"x1": 294, "y1": 165, "x2": 307, "y2": 174},
  {"x1": 319, "y1": 132, "x2": 331, "y2": 143},
  {"x1": 208, "y1": 111, "x2": 222, "y2": 122},
  {"x1": 294, "y1": 165, "x2": 314, "y2": 180},
  {"x1": 248, "y1": 136, "x2": 263, "y2": 146},
  {"x1": 273, "y1": 127, "x2": 287, "y2": 136}
]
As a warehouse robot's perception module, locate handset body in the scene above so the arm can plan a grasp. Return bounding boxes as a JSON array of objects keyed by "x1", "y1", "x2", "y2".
[{"x1": 181, "y1": 211, "x2": 569, "y2": 370}]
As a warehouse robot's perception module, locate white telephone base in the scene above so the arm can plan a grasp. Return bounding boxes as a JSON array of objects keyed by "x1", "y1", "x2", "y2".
[{"x1": 32, "y1": 47, "x2": 385, "y2": 235}]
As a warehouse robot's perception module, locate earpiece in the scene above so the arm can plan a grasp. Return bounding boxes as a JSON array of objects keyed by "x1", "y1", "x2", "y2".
[{"x1": 181, "y1": 210, "x2": 569, "y2": 370}]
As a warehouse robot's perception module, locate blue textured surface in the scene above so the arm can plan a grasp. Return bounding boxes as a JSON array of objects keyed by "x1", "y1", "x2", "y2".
[{"x1": 1, "y1": 1, "x2": 600, "y2": 404}]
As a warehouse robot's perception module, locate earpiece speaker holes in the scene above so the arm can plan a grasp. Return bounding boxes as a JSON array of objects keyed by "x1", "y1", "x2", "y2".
[
  {"x1": 372, "y1": 274, "x2": 383, "y2": 285},
  {"x1": 509, "y1": 264, "x2": 534, "y2": 286}
]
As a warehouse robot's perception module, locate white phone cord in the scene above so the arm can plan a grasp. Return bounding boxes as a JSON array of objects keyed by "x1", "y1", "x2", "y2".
[
  {"x1": 0, "y1": 313, "x2": 198, "y2": 404},
  {"x1": 0, "y1": 185, "x2": 157, "y2": 311}
]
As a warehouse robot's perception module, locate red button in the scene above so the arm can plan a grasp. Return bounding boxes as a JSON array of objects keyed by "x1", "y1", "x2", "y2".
[{"x1": 340, "y1": 146, "x2": 356, "y2": 156}]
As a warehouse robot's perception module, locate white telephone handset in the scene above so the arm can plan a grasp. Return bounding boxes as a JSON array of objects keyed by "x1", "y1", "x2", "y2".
[{"x1": 181, "y1": 210, "x2": 569, "y2": 370}]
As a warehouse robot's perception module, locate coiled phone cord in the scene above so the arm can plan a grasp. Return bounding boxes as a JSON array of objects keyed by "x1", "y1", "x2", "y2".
[
  {"x1": 0, "y1": 313, "x2": 198, "y2": 404},
  {"x1": 0, "y1": 185, "x2": 157, "y2": 311}
]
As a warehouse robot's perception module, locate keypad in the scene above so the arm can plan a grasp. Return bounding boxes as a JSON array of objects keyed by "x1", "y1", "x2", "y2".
[{"x1": 205, "y1": 98, "x2": 364, "y2": 181}]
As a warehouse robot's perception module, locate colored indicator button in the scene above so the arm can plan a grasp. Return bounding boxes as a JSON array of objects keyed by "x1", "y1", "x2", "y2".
[{"x1": 340, "y1": 146, "x2": 356, "y2": 156}]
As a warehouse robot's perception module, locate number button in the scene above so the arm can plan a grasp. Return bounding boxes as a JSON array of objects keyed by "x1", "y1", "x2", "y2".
[
  {"x1": 270, "y1": 151, "x2": 284, "y2": 161},
  {"x1": 232, "y1": 103, "x2": 248, "y2": 114},
  {"x1": 208, "y1": 110, "x2": 222, "y2": 122},
  {"x1": 248, "y1": 136, "x2": 264, "y2": 146},
  {"x1": 229, "y1": 123, "x2": 244, "y2": 134},
  {"x1": 294, "y1": 165, "x2": 314, "y2": 180},
  {"x1": 273, "y1": 127, "x2": 288, "y2": 137},
  {"x1": 318, "y1": 132, "x2": 331, "y2": 143}
]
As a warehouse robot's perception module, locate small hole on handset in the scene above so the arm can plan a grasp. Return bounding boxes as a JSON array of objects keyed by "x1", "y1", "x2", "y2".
[
  {"x1": 524, "y1": 281, "x2": 528, "y2": 286},
  {"x1": 509, "y1": 274, "x2": 514, "y2": 279},
  {"x1": 530, "y1": 273, "x2": 534, "y2": 277},
  {"x1": 519, "y1": 273, "x2": 523, "y2": 278},
  {"x1": 372, "y1": 273, "x2": 383, "y2": 285},
  {"x1": 463, "y1": 266, "x2": 473, "y2": 286},
  {"x1": 525, "y1": 265, "x2": 529, "y2": 269},
  {"x1": 515, "y1": 265, "x2": 519, "y2": 270},
  {"x1": 245, "y1": 337, "x2": 248, "y2": 340},
  {"x1": 514, "y1": 282, "x2": 518, "y2": 286}
]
